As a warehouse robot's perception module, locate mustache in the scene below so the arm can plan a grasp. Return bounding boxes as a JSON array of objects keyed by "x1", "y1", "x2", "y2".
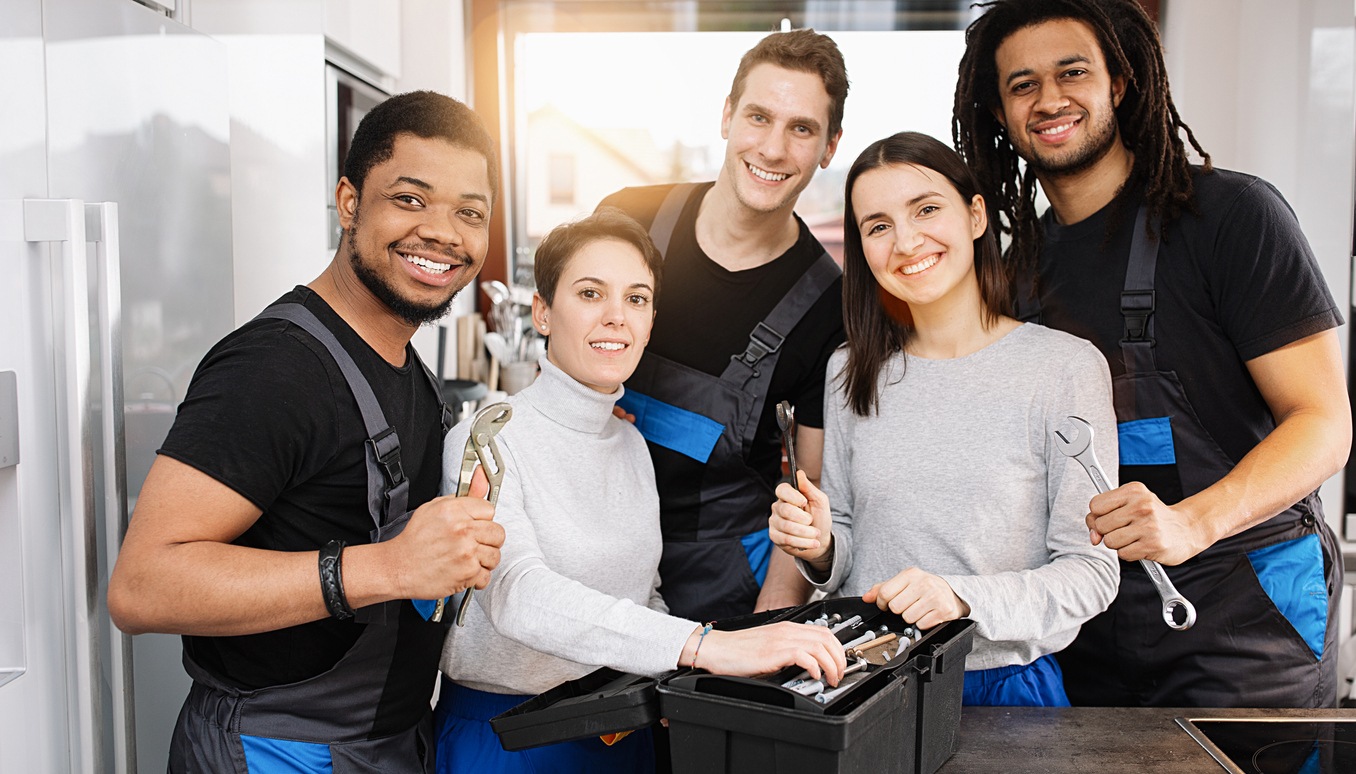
[{"x1": 390, "y1": 240, "x2": 472, "y2": 264}]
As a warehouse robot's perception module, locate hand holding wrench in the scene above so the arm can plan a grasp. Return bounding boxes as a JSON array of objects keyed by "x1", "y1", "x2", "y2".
[
  {"x1": 1054, "y1": 416, "x2": 1196, "y2": 631},
  {"x1": 432, "y1": 402, "x2": 511, "y2": 625}
]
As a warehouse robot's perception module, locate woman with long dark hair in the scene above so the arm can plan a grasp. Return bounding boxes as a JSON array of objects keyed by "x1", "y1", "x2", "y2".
[{"x1": 769, "y1": 132, "x2": 1119, "y2": 706}]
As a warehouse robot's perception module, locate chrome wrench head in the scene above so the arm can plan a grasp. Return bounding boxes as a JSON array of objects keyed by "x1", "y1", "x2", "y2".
[
  {"x1": 434, "y1": 401, "x2": 513, "y2": 624},
  {"x1": 776, "y1": 400, "x2": 799, "y2": 485},
  {"x1": 1052, "y1": 415, "x2": 1196, "y2": 631}
]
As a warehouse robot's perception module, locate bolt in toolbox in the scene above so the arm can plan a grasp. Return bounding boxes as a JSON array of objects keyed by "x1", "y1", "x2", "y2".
[{"x1": 489, "y1": 597, "x2": 975, "y2": 774}]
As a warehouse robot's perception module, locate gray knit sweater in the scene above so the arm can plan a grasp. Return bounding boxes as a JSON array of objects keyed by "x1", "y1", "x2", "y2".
[
  {"x1": 803, "y1": 324, "x2": 1120, "y2": 671},
  {"x1": 439, "y1": 355, "x2": 698, "y2": 695}
]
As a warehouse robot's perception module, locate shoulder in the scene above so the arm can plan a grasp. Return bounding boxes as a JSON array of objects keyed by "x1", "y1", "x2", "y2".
[
  {"x1": 1012, "y1": 324, "x2": 1108, "y2": 372},
  {"x1": 598, "y1": 183, "x2": 695, "y2": 228},
  {"x1": 1189, "y1": 166, "x2": 1297, "y2": 224}
]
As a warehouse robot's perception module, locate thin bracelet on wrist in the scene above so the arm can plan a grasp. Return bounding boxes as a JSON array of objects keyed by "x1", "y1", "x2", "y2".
[
  {"x1": 318, "y1": 539, "x2": 355, "y2": 620},
  {"x1": 691, "y1": 622, "x2": 714, "y2": 669}
]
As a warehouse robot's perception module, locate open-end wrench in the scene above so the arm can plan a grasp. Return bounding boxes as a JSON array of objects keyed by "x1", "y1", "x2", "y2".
[
  {"x1": 776, "y1": 401, "x2": 799, "y2": 486},
  {"x1": 432, "y1": 402, "x2": 512, "y2": 625},
  {"x1": 1054, "y1": 416, "x2": 1196, "y2": 631}
]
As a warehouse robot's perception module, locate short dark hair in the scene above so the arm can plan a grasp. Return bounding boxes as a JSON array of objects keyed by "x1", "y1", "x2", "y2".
[
  {"x1": 729, "y1": 28, "x2": 849, "y2": 138},
  {"x1": 953, "y1": 0, "x2": 1209, "y2": 278},
  {"x1": 534, "y1": 207, "x2": 663, "y2": 306},
  {"x1": 839, "y1": 131, "x2": 1010, "y2": 417},
  {"x1": 343, "y1": 90, "x2": 499, "y2": 203}
]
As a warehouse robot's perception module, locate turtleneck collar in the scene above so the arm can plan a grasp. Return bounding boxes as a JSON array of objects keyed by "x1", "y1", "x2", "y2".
[{"x1": 516, "y1": 353, "x2": 625, "y2": 436}]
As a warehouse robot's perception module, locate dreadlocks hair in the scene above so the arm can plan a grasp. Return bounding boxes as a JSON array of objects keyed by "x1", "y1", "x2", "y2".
[{"x1": 952, "y1": 0, "x2": 1211, "y2": 280}]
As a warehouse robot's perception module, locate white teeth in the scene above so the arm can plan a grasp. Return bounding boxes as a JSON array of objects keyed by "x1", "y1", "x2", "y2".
[
  {"x1": 748, "y1": 164, "x2": 789, "y2": 182},
  {"x1": 901, "y1": 255, "x2": 939, "y2": 275},
  {"x1": 1037, "y1": 121, "x2": 1076, "y2": 135},
  {"x1": 592, "y1": 342, "x2": 625, "y2": 351},
  {"x1": 401, "y1": 253, "x2": 449, "y2": 274}
]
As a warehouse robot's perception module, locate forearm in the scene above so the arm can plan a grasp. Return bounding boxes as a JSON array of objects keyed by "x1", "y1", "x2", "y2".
[
  {"x1": 756, "y1": 549, "x2": 812, "y2": 611},
  {"x1": 1179, "y1": 410, "x2": 1349, "y2": 547}
]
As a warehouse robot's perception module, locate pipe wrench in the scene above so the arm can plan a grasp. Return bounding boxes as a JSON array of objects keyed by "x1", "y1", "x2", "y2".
[
  {"x1": 1054, "y1": 416, "x2": 1196, "y2": 631},
  {"x1": 433, "y1": 402, "x2": 512, "y2": 625}
]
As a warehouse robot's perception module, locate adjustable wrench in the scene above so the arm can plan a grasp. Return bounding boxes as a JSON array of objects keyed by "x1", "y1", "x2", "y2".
[
  {"x1": 1054, "y1": 416, "x2": 1196, "y2": 631},
  {"x1": 433, "y1": 402, "x2": 512, "y2": 625}
]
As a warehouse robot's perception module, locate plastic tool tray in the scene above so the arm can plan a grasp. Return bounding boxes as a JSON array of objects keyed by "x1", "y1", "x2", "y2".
[{"x1": 490, "y1": 597, "x2": 975, "y2": 774}]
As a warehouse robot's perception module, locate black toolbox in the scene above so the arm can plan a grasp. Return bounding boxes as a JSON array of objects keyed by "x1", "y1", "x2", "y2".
[{"x1": 490, "y1": 597, "x2": 975, "y2": 774}]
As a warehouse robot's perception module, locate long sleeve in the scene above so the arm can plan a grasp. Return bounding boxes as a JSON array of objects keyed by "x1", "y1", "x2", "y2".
[{"x1": 939, "y1": 341, "x2": 1120, "y2": 645}]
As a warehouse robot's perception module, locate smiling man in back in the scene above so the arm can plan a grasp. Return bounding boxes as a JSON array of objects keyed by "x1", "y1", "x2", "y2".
[{"x1": 599, "y1": 29, "x2": 848, "y2": 622}]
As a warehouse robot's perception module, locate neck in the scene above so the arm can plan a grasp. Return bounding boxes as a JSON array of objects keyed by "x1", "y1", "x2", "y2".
[
  {"x1": 309, "y1": 253, "x2": 416, "y2": 366},
  {"x1": 695, "y1": 176, "x2": 801, "y2": 271},
  {"x1": 1038, "y1": 145, "x2": 1135, "y2": 226},
  {"x1": 906, "y1": 285, "x2": 1017, "y2": 360}
]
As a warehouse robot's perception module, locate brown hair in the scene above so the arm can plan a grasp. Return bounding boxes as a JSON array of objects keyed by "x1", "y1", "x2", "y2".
[
  {"x1": 839, "y1": 132, "x2": 1010, "y2": 417},
  {"x1": 534, "y1": 207, "x2": 663, "y2": 306},
  {"x1": 729, "y1": 28, "x2": 849, "y2": 137},
  {"x1": 953, "y1": 0, "x2": 1210, "y2": 282}
]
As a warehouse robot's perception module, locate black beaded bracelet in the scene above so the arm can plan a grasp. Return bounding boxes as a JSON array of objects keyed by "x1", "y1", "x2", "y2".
[{"x1": 318, "y1": 539, "x2": 354, "y2": 620}]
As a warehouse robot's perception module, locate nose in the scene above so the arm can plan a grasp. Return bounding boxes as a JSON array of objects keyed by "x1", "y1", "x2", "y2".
[
  {"x1": 601, "y1": 296, "x2": 627, "y2": 326},
  {"x1": 415, "y1": 206, "x2": 465, "y2": 248},
  {"x1": 759, "y1": 127, "x2": 789, "y2": 162},
  {"x1": 894, "y1": 223, "x2": 924, "y2": 255},
  {"x1": 1034, "y1": 80, "x2": 1070, "y2": 116}
]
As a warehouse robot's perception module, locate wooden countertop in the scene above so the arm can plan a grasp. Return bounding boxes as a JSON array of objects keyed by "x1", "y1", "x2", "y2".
[{"x1": 937, "y1": 706, "x2": 1356, "y2": 773}]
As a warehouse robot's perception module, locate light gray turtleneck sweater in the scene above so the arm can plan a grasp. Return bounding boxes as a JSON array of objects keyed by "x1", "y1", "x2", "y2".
[{"x1": 439, "y1": 355, "x2": 698, "y2": 695}]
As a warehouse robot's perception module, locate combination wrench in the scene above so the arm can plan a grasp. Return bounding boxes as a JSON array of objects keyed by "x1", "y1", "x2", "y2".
[{"x1": 1054, "y1": 416, "x2": 1196, "y2": 631}]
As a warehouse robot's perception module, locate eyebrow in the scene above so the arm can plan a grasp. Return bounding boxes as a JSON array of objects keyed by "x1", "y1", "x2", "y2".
[
  {"x1": 392, "y1": 175, "x2": 490, "y2": 206},
  {"x1": 572, "y1": 276, "x2": 656, "y2": 293},
  {"x1": 743, "y1": 102, "x2": 823, "y2": 134},
  {"x1": 857, "y1": 191, "x2": 945, "y2": 227},
  {"x1": 1003, "y1": 54, "x2": 1092, "y2": 86}
]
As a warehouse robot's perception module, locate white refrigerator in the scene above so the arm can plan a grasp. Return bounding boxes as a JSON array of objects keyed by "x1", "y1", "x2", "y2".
[{"x1": 0, "y1": 0, "x2": 235, "y2": 771}]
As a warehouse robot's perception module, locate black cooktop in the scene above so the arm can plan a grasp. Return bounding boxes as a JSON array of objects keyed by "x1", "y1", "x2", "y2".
[{"x1": 1177, "y1": 718, "x2": 1356, "y2": 774}]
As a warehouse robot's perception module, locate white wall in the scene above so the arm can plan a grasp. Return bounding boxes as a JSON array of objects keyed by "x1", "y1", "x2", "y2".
[{"x1": 1163, "y1": 0, "x2": 1355, "y2": 542}]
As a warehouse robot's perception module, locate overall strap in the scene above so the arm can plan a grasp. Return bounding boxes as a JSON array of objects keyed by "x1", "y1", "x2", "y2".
[
  {"x1": 1120, "y1": 204, "x2": 1162, "y2": 374},
  {"x1": 647, "y1": 183, "x2": 704, "y2": 257},
  {"x1": 720, "y1": 250, "x2": 841, "y2": 388},
  {"x1": 255, "y1": 303, "x2": 408, "y2": 530}
]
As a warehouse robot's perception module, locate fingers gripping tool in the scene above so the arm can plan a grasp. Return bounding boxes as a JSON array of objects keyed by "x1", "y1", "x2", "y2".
[
  {"x1": 1054, "y1": 416, "x2": 1197, "y2": 631},
  {"x1": 432, "y1": 402, "x2": 512, "y2": 625}
]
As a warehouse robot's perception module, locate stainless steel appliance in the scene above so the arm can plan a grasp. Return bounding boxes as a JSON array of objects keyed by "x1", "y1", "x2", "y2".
[{"x1": 0, "y1": 0, "x2": 234, "y2": 771}]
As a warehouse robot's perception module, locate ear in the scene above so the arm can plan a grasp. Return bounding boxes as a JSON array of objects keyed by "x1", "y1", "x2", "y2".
[
  {"x1": 969, "y1": 194, "x2": 988, "y2": 239},
  {"x1": 1111, "y1": 73, "x2": 1127, "y2": 108},
  {"x1": 531, "y1": 292, "x2": 549, "y2": 335},
  {"x1": 720, "y1": 96, "x2": 733, "y2": 141},
  {"x1": 990, "y1": 103, "x2": 1008, "y2": 131},
  {"x1": 336, "y1": 177, "x2": 359, "y2": 230},
  {"x1": 820, "y1": 129, "x2": 843, "y2": 169}
]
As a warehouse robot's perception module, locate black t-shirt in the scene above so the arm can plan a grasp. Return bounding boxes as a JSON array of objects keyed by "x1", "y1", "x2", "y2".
[
  {"x1": 599, "y1": 183, "x2": 845, "y2": 503},
  {"x1": 159, "y1": 287, "x2": 444, "y2": 693},
  {"x1": 1035, "y1": 167, "x2": 1343, "y2": 468}
]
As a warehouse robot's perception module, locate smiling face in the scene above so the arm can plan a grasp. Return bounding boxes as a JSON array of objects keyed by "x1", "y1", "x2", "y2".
[
  {"x1": 337, "y1": 133, "x2": 492, "y2": 326},
  {"x1": 993, "y1": 18, "x2": 1127, "y2": 179},
  {"x1": 532, "y1": 238, "x2": 656, "y2": 394},
  {"x1": 852, "y1": 163, "x2": 987, "y2": 315},
  {"x1": 719, "y1": 63, "x2": 841, "y2": 216}
]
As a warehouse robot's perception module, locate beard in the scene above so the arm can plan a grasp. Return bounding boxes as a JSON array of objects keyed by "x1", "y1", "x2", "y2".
[
  {"x1": 346, "y1": 213, "x2": 462, "y2": 327},
  {"x1": 1019, "y1": 104, "x2": 1121, "y2": 178}
]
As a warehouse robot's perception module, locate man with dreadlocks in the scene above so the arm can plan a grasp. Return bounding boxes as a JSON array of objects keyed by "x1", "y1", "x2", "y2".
[{"x1": 953, "y1": 0, "x2": 1349, "y2": 708}]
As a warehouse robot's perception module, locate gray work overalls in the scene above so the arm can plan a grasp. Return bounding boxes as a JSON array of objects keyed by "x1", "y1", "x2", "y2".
[
  {"x1": 616, "y1": 183, "x2": 841, "y2": 621},
  {"x1": 1021, "y1": 206, "x2": 1342, "y2": 707},
  {"x1": 168, "y1": 303, "x2": 453, "y2": 772}
]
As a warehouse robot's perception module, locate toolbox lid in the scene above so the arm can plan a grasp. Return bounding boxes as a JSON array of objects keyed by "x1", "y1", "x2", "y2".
[{"x1": 489, "y1": 607, "x2": 793, "y2": 751}]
